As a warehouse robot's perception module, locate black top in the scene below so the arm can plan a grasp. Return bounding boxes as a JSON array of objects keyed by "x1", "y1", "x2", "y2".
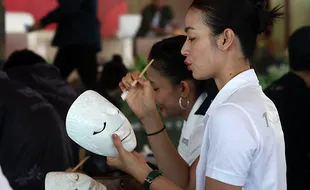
[
  {"x1": 5, "y1": 64, "x2": 80, "y2": 165},
  {"x1": 264, "y1": 72, "x2": 310, "y2": 190},
  {"x1": 136, "y1": 4, "x2": 174, "y2": 37},
  {"x1": 0, "y1": 72, "x2": 72, "y2": 190},
  {"x1": 40, "y1": 0, "x2": 101, "y2": 51}
]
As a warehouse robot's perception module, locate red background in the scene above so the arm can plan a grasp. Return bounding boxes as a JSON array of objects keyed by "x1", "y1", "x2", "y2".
[{"x1": 4, "y1": 0, "x2": 128, "y2": 38}]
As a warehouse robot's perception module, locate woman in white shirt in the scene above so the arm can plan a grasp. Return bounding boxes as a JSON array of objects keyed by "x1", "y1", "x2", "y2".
[
  {"x1": 108, "y1": 0, "x2": 286, "y2": 190},
  {"x1": 124, "y1": 35, "x2": 217, "y2": 189}
]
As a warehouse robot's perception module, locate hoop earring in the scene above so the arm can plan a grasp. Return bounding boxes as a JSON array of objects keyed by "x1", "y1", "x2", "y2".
[{"x1": 179, "y1": 97, "x2": 189, "y2": 110}]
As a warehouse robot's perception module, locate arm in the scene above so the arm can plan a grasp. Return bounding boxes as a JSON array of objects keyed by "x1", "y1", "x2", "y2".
[
  {"x1": 205, "y1": 178, "x2": 242, "y2": 190},
  {"x1": 202, "y1": 104, "x2": 257, "y2": 190},
  {"x1": 40, "y1": 0, "x2": 85, "y2": 27},
  {"x1": 141, "y1": 112, "x2": 194, "y2": 190}
]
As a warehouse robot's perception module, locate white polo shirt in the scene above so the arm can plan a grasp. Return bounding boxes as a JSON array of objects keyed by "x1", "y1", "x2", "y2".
[
  {"x1": 178, "y1": 93, "x2": 207, "y2": 166},
  {"x1": 0, "y1": 166, "x2": 12, "y2": 190},
  {"x1": 196, "y1": 69, "x2": 287, "y2": 190}
]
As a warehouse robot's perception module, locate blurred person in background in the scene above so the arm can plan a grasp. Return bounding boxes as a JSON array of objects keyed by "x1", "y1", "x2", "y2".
[
  {"x1": 0, "y1": 71, "x2": 73, "y2": 190},
  {"x1": 3, "y1": 49, "x2": 80, "y2": 166},
  {"x1": 136, "y1": 0, "x2": 175, "y2": 37},
  {"x1": 28, "y1": 0, "x2": 102, "y2": 92},
  {"x1": 265, "y1": 26, "x2": 310, "y2": 190}
]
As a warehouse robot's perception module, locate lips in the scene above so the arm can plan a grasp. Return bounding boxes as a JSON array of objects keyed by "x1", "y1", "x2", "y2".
[{"x1": 184, "y1": 60, "x2": 192, "y2": 71}]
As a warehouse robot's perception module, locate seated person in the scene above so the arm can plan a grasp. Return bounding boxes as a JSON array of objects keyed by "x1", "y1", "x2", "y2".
[
  {"x1": 3, "y1": 49, "x2": 78, "y2": 122},
  {"x1": 136, "y1": 0, "x2": 174, "y2": 37},
  {"x1": 120, "y1": 35, "x2": 218, "y2": 189},
  {"x1": 0, "y1": 71, "x2": 73, "y2": 190},
  {"x1": 3, "y1": 50, "x2": 80, "y2": 165}
]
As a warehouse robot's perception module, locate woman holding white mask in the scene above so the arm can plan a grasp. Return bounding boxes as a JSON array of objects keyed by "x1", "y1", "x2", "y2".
[{"x1": 108, "y1": 0, "x2": 287, "y2": 190}]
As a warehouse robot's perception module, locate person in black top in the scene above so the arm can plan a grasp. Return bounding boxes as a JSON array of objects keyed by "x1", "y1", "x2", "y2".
[
  {"x1": 0, "y1": 71, "x2": 72, "y2": 190},
  {"x1": 3, "y1": 49, "x2": 80, "y2": 166},
  {"x1": 264, "y1": 26, "x2": 310, "y2": 190},
  {"x1": 136, "y1": 0, "x2": 174, "y2": 37},
  {"x1": 28, "y1": 0, "x2": 101, "y2": 91}
]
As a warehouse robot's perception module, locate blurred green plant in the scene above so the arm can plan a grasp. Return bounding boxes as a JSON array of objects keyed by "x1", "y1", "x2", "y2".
[{"x1": 257, "y1": 56, "x2": 289, "y2": 89}]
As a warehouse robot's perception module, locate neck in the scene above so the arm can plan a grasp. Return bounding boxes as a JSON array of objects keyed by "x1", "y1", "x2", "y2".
[
  {"x1": 214, "y1": 55, "x2": 250, "y2": 90},
  {"x1": 293, "y1": 70, "x2": 310, "y2": 87}
]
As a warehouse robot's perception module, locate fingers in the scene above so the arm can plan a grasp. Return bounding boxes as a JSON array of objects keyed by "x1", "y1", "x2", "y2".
[
  {"x1": 119, "y1": 71, "x2": 143, "y2": 92},
  {"x1": 112, "y1": 134, "x2": 127, "y2": 157},
  {"x1": 137, "y1": 77, "x2": 152, "y2": 88}
]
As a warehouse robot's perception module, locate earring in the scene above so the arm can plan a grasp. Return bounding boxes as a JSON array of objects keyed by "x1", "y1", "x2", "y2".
[{"x1": 179, "y1": 97, "x2": 189, "y2": 110}]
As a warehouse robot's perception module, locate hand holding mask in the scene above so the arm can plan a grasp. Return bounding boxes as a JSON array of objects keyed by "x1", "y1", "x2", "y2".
[{"x1": 66, "y1": 90, "x2": 137, "y2": 157}]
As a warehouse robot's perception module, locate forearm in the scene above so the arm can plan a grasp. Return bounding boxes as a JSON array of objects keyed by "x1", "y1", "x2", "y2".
[
  {"x1": 150, "y1": 176, "x2": 183, "y2": 190},
  {"x1": 40, "y1": 8, "x2": 61, "y2": 27},
  {"x1": 141, "y1": 112, "x2": 190, "y2": 188}
]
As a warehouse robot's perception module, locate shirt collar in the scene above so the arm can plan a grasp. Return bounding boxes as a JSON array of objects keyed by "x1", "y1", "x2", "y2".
[
  {"x1": 206, "y1": 69, "x2": 259, "y2": 114},
  {"x1": 185, "y1": 92, "x2": 208, "y2": 122}
]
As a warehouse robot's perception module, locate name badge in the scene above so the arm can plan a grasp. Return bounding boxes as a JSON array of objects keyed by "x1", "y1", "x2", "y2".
[{"x1": 181, "y1": 138, "x2": 189, "y2": 146}]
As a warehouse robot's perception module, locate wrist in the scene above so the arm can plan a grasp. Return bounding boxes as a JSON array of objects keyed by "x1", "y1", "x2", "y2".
[
  {"x1": 141, "y1": 111, "x2": 164, "y2": 132},
  {"x1": 133, "y1": 166, "x2": 153, "y2": 184}
]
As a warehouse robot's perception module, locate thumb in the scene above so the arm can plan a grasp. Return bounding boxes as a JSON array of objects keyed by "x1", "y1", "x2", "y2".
[{"x1": 112, "y1": 134, "x2": 127, "y2": 156}]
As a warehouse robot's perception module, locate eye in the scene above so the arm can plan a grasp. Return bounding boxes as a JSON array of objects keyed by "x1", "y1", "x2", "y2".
[
  {"x1": 153, "y1": 88, "x2": 159, "y2": 92},
  {"x1": 187, "y1": 37, "x2": 196, "y2": 42},
  {"x1": 93, "y1": 122, "x2": 107, "y2": 135}
]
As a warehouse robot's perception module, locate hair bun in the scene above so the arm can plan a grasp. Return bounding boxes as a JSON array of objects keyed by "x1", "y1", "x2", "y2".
[
  {"x1": 112, "y1": 54, "x2": 123, "y2": 62},
  {"x1": 254, "y1": 1, "x2": 283, "y2": 34}
]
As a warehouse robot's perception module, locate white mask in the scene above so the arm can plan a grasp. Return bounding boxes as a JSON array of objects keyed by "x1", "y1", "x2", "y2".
[
  {"x1": 66, "y1": 90, "x2": 137, "y2": 157},
  {"x1": 45, "y1": 172, "x2": 107, "y2": 190}
]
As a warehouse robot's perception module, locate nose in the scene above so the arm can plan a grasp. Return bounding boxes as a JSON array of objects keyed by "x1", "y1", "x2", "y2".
[{"x1": 181, "y1": 40, "x2": 189, "y2": 56}]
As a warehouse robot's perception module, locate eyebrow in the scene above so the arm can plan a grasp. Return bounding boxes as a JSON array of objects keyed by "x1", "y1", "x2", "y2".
[{"x1": 184, "y1": 26, "x2": 195, "y2": 33}]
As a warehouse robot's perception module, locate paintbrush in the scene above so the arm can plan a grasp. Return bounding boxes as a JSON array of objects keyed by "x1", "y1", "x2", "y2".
[{"x1": 121, "y1": 59, "x2": 155, "y2": 101}]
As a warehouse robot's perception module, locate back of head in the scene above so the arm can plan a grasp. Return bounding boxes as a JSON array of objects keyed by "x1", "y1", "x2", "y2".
[
  {"x1": 3, "y1": 49, "x2": 46, "y2": 70},
  {"x1": 148, "y1": 35, "x2": 217, "y2": 97},
  {"x1": 100, "y1": 55, "x2": 128, "y2": 90},
  {"x1": 190, "y1": 0, "x2": 283, "y2": 59},
  {"x1": 288, "y1": 26, "x2": 310, "y2": 71}
]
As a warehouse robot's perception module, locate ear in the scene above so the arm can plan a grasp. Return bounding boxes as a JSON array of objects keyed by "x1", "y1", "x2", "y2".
[
  {"x1": 216, "y1": 28, "x2": 235, "y2": 51},
  {"x1": 180, "y1": 81, "x2": 190, "y2": 98}
]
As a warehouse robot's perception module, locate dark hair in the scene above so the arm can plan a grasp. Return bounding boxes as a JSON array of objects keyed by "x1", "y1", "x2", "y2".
[
  {"x1": 288, "y1": 26, "x2": 310, "y2": 71},
  {"x1": 3, "y1": 49, "x2": 46, "y2": 70},
  {"x1": 148, "y1": 35, "x2": 218, "y2": 98},
  {"x1": 190, "y1": 0, "x2": 283, "y2": 59},
  {"x1": 100, "y1": 54, "x2": 128, "y2": 90}
]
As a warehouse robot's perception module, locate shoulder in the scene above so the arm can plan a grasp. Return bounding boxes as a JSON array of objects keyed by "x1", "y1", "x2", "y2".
[{"x1": 207, "y1": 103, "x2": 258, "y2": 143}]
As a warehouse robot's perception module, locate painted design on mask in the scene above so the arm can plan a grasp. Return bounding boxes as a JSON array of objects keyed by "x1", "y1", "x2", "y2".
[
  {"x1": 45, "y1": 172, "x2": 107, "y2": 190},
  {"x1": 66, "y1": 90, "x2": 137, "y2": 157}
]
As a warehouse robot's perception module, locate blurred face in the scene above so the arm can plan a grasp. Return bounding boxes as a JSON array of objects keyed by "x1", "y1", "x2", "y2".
[
  {"x1": 181, "y1": 8, "x2": 223, "y2": 80},
  {"x1": 146, "y1": 67, "x2": 183, "y2": 117}
]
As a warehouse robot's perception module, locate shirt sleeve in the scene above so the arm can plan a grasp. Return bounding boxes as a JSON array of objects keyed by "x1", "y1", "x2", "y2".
[
  {"x1": 188, "y1": 121, "x2": 205, "y2": 165},
  {"x1": 205, "y1": 104, "x2": 258, "y2": 186},
  {"x1": 40, "y1": 0, "x2": 84, "y2": 27}
]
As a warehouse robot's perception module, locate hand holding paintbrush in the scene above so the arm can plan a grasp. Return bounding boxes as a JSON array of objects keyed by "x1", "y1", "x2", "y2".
[{"x1": 121, "y1": 59, "x2": 155, "y2": 101}]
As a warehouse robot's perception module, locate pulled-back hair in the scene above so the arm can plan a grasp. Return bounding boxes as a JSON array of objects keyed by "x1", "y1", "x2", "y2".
[{"x1": 190, "y1": 0, "x2": 283, "y2": 59}]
